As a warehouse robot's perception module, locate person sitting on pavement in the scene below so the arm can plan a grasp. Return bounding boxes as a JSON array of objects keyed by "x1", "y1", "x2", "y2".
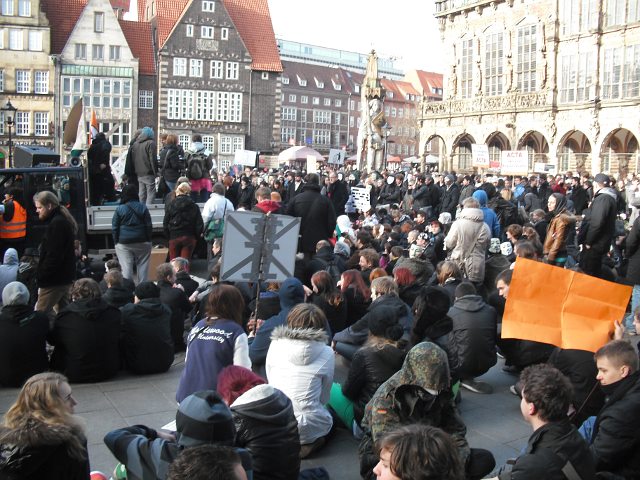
[
  {"x1": 176, "y1": 285, "x2": 251, "y2": 403},
  {"x1": 339, "y1": 269, "x2": 371, "y2": 327},
  {"x1": 578, "y1": 339, "x2": 640, "y2": 478},
  {"x1": 374, "y1": 425, "x2": 465, "y2": 480},
  {"x1": 98, "y1": 259, "x2": 135, "y2": 294},
  {"x1": 448, "y1": 282, "x2": 497, "y2": 395},
  {"x1": 248, "y1": 277, "x2": 305, "y2": 374},
  {"x1": 167, "y1": 445, "x2": 248, "y2": 480},
  {"x1": 305, "y1": 240, "x2": 346, "y2": 288},
  {"x1": 0, "y1": 248, "x2": 19, "y2": 304},
  {"x1": 156, "y1": 263, "x2": 192, "y2": 353},
  {"x1": 358, "y1": 342, "x2": 495, "y2": 480},
  {"x1": 308, "y1": 270, "x2": 348, "y2": 335},
  {"x1": 119, "y1": 281, "x2": 174, "y2": 375},
  {"x1": 333, "y1": 276, "x2": 412, "y2": 361},
  {"x1": 328, "y1": 305, "x2": 406, "y2": 432},
  {"x1": 104, "y1": 391, "x2": 252, "y2": 480},
  {"x1": 491, "y1": 364, "x2": 596, "y2": 480},
  {"x1": 217, "y1": 366, "x2": 301, "y2": 480},
  {"x1": 102, "y1": 269, "x2": 134, "y2": 308},
  {"x1": 266, "y1": 303, "x2": 335, "y2": 459},
  {"x1": 0, "y1": 282, "x2": 49, "y2": 387},
  {"x1": 49, "y1": 278, "x2": 121, "y2": 383},
  {"x1": 170, "y1": 257, "x2": 199, "y2": 298}
]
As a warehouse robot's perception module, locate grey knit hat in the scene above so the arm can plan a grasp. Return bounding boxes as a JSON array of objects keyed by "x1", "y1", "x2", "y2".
[
  {"x1": 2, "y1": 281, "x2": 29, "y2": 306},
  {"x1": 175, "y1": 391, "x2": 235, "y2": 447}
]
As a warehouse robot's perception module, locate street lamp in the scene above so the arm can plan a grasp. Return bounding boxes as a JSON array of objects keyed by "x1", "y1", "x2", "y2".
[
  {"x1": 1, "y1": 99, "x2": 17, "y2": 168},
  {"x1": 382, "y1": 124, "x2": 392, "y2": 170}
]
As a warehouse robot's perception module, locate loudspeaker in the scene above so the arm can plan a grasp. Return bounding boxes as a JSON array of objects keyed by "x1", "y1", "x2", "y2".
[
  {"x1": 69, "y1": 156, "x2": 82, "y2": 167},
  {"x1": 13, "y1": 145, "x2": 61, "y2": 168}
]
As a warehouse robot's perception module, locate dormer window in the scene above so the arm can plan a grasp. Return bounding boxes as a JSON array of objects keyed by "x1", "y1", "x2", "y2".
[
  {"x1": 297, "y1": 74, "x2": 307, "y2": 86},
  {"x1": 387, "y1": 91, "x2": 394, "y2": 99},
  {"x1": 332, "y1": 79, "x2": 342, "y2": 90},
  {"x1": 282, "y1": 76, "x2": 289, "y2": 85},
  {"x1": 314, "y1": 77, "x2": 324, "y2": 88},
  {"x1": 355, "y1": 84, "x2": 360, "y2": 93}
]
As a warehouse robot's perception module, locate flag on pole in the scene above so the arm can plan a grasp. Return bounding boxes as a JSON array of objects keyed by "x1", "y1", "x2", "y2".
[
  {"x1": 69, "y1": 99, "x2": 86, "y2": 158},
  {"x1": 90, "y1": 110, "x2": 99, "y2": 143}
]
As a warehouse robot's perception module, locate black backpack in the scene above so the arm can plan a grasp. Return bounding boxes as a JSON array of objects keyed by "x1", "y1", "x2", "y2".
[
  {"x1": 186, "y1": 152, "x2": 208, "y2": 180},
  {"x1": 319, "y1": 257, "x2": 342, "y2": 285}
]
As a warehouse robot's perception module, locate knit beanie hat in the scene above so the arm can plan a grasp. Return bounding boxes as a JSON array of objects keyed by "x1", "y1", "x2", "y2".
[
  {"x1": 334, "y1": 240, "x2": 350, "y2": 258},
  {"x1": 2, "y1": 281, "x2": 29, "y2": 306},
  {"x1": 135, "y1": 281, "x2": 160, "y2": 300},
  {"x1": 176, "y1": 391, "x2": 235, "y2": 447},
  {"x1": 368, "y1": 305, "x2": 404, "y2": 341}
]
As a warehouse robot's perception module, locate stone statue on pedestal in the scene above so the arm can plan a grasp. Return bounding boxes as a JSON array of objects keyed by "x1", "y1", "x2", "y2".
[{"x1": 357, "y1": 50, "x2": 387, "y2": 172}]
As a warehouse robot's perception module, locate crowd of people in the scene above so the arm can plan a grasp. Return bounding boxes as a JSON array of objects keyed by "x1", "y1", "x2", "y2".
[{"x1": 0, "y1": 139, "x2": 640, "y2": 480}]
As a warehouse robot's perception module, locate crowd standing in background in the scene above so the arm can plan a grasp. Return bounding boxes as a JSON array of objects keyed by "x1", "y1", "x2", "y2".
[{"x1": 0, "y1": 131, "x2": 639, "y2": 479}]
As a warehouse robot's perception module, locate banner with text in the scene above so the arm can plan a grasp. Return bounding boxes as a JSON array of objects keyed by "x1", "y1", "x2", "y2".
[
  {"x1": 500, "y1": 150, "x2": 529, "y2": 175},
  {"x1": 472, "y1": 144, "x2": 489, "y2": 168},
  {"x1": 329, "y1": 149, "x2": 346, "y2": 165}
]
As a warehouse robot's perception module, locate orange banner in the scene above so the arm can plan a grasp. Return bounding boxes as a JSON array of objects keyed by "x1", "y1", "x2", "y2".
[{"x1": 502, "y1": 258, "x2": 632, "y2": 352}]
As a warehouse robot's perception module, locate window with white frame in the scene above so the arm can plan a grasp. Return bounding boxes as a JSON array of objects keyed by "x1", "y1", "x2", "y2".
[
  {"x1": 179, "y1": 134, "x2": 191, "y2": 146},
  {"x1": 300, "y1": 110, "x2": 307, "y2": 122},
  {"x1": 108, "y1": 122, "x2": 130, "y2": 147},
  {"x1": 561, "y1": 0, "x2": 598, "y2": 34},
  {"x1": 229, "y1": 93, "x2": 242, "y2": 122},
  {"x1": 485, "y1": 31, "x2": 503, "y2": 96},
  {"x1": 2, "y1": 0, "x2": 14, "y2": 15},
  {"x1": 282, "y1": 76, "x2": 289, "y2": 85},
  {"x1": 301, "y1": 95, "x2": 308, "y2": 104},
  {"x1": 517, "y1": 24, "x2": 537, "y2": 92},
  {"x1": 602, "y1": 45, "x2": 640, "y2": 99},
  {"x1": 75, "y1": 43, "x2": 86, "y2": 59},
  {"x1": 314, "y1": 77, "x2": 324, "y2": 88},
  {"x1": 297, "y1": 75, "x2": 307, "y2": 86},
  {"x1": 606, "y1": 0, "x2": 626, "y2": 26},
  {"x1": 232, "y1": 136, "x2": 243, "y2": 152},
  {"x1": 109, "y1": 45, "x2": 120, "y2": 61},
  {"x1": 16, "y1": 69, "x2": 30, "y2": 93},
  {"x1": 202, "y1": 0, "x2": 215, "y2": 11},
  {"x1": 261, "y1": 72, "x2": 268, "y2": 80},
  {"x1": 139, "y1": 89, "x2": 153, "y2": 109},
  {"x1": 334, "y1": 99, "x2": 341, "y2": 107},
  {"x1": 202, "y1": 135, "x2": 215, "y2": 152},
  {"x1": 349, "y1": 116, "x2": 354, "y2": 127},
  {"x1": 196, "y1": 90, "x2": 216, "y2": 120},
  {"x1": 169, "y1": 89, "x2": 242, "y2": 122},
  {"x1": 313, "y1": 110, "x2": 330, "y2": 124},
  {"x1": 220, "y1": 136, "x2": 232, "y2": 154},
  {"x1": 312, "y1": 97, "x2": 319, "y2": 105},
  {"x1": 22, "y1": 1, "x2": 43, "y2": 21},
  {"x1": 94, "y1": 12, "x2": 104, "y2": 33},
  {"x1": 28, "y1": 30, "x2": 42, "y2": 51},
  {"x1": 0, "y1": 70, "x2": 4, "y2": 92},
  {"x1": 201, "y1": 26, "x2": 214, "y2": 39},
  {"x1": 387, "y1": 91, "x2": 393, "y2": 99},
  {"x1": 282, "y1": 106, "x2": 297, "y2": 121},
  {"x1": 34, "y1": 112, "x2": 48, "y2": 136},
  {"x1": 323, "y1": 98, "x2": 330, "y2": 106},
  {"x1": 9, "y1": 29, "x2": 23, "y2": 50},
  {"x1": 0, "y1": 29, "x2": 4, "y2": 49},
  {"x1": 219, "y1": 135, "x2": 244, "y2": 154},
  {"x1": 349, "y1": 100, "x2": 355, "y2": 110},
  {"x1": 390, "y1": 107, "x2": 396, "y2": 117},
  {"x1": 384, "y1": 106, "x2": 390, "y2": 116},
  {"x1": 289, "y1": 94, "x2": 296, "y2": 102},
  {"x1": 226, "y1": 61, "x2": 239, "y2": 80},
  {"x1": 333, "y1": 113, "x2": 340, "y2": 125},
  {"x1": 221, "y1": 28, "x2": 228, "y2": 40},
  {"x1": 186, "y1": 24, "x2": 194, "y2": 37},
  {"x1": 398, "y1": 108, "x2": 404, "y2": 117},
  {"x1": 62, "y1": 76, "x2": 132, "y2": 109},
  {"x1": 281, "y1": 127, "x2": 296, "y2": 143},
  {"x1": 559, "y1": 52, "x2": 594, "y2": 102},
  {"x1": 460, "y1": 38, "x2": 473, "y2": 98},
  {"x1": 210, "y1": 60, "x2": 223, "y2": 78},
  {"x1": 15, "y1": 111, "x2": 29, "y2": 135},
  {"x1": 92, "y1": 44, "x2": 104, "y2": 60},
  {"x1": 173, "y1": 57, "x2": 187, "y2": 76},
  {"x1": 622, "y1": 44, "x2": 640, "y2": 97},
  {"x1": 190, "y1": 59, "x2": 203, "y2": 77},
  {"x1": 167, "y1": 89, "x2": 194, "y2": 119},
  {"x1": 34, "y1": 70, "x2": 48, "y2": 94},
  {"x1": 313, "y1": 129, "x2": 330, "y2": 145}
]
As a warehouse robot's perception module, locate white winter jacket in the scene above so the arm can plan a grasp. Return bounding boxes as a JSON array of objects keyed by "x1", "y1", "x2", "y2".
[{"x1": 266, "y1": 326, "x2": 335, "y2": 444}]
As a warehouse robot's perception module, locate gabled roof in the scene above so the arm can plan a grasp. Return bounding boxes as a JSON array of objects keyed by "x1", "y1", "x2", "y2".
[
  {"x1": 119, "y1": 19, "x2": 155, "y2": 75},
  {"x1": 222, "y1": 0, "x2": 282, "y2": 72},
  {"x1": 281, "y1": 61, "x2": 344, "y2": 91},
  {"x1": 150, "y1": 0, "x2": 190, "y2": 47},
  {"x1": 394, "y1": 80, "x2": 420, "y2": 98},
  {"x1": 406, "y1": 69, "x2": 444, "y2": 96},
  {"x1": 41, "y1": 0, "x2": 86, "y2": 54}
]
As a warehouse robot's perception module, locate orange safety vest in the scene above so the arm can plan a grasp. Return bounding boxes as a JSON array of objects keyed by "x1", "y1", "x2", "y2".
[{"x1": 0, "y1": 200, "x2": 27, "y2": 239}]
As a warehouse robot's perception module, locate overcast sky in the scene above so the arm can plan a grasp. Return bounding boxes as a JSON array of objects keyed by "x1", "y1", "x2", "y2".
[{"x1": 126, "y1": 0, "x2": 445, "y2": 73}]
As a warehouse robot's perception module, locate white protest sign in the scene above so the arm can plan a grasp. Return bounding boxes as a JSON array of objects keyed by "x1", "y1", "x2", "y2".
[
  {"x1": 306, "y1": 155, "x2": 318, "y2": 173},
  {"x1": 472, "y1": 144, "x2": 489, "y2": 168},
  {"x1": 234, "y1": 149, "x2": 257, "y2": 167},
  {"x1": 329, "y1": 149, "x2": 346, "y2": 165},
  {"x1": 501, "y1": 150, "x2": 529, "y2": 175},
  {"x1": 351, "y1": 186, "x2": 371, "y2": 211},
  {"x1": 111, "y1": 151, "x2": 127, "y2": 185},
  {"x1": 534, "y1": 162, "x2": 557, "y2": 175}
]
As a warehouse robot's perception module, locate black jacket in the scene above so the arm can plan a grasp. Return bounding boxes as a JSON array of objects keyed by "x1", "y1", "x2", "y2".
[
  {"x1": 590, "y1": 371, "x2": 640, "y2": 477},
  {"x1": 163, "y1": 194, "x2": 204, "y2": 240},
  {"x1": 102, "y1": 286, "x2": 134, "y2": 308},
  {"x1": 310, "y1": 293, "x2": 348, "y2": 335},
  {"x1": 238, "y1": 184, "x2": 256, "y2": 210},
  {"x1": 119, "y1": 298, "x2": 174, "y2": 374},
  {"x1": 584, "y1": 188, "x2": 618, "y2": 253},
  {"x1": 569, "y1": 186, "x2": 589, "y2": 215},
  {"x1": 342, "y1": 343, "x2": 405, "y2": 425},
  {"x1": 499, "y1": 420, "x2": 595, "y2": 480},
  {"x1": 448, "y1": 294, "x2": 497, "y2": 379},
  {"x1": 0, "y1": 305, "x2": 49, "y2": 387},
  {"x1": 306, "y1": 246, "x2": 346, "y2": 287},
  {"x1": 159, "y1": 143, "x2": 184, "y2": 182},
  {"x1": 231, "y1": 385, "x2": 301, "y2": 480},
  {"x1": 158, "y1": 280, "x2": 192, "y2": 352},
  {"x1": 50, "y1": 298, "x2": 121, "y2": 383},
  {"x1": 343, "y1": 286, "x2": 371, "y2": 327},
  {"x1": 440, "y1": 183, "x2": 460, "y2": 217},
  {"x1": 175, "y1": 271, "x2": 199, "y2": 297},
  {"x1": 0, "y1": 418, "x2": 89, "y2": 480},
  {"x1": 327, "y1": 180, "x2": 349, "y2": 216},
  {"x1": 626, "y1": 216, "x2": 640, "y2": 284},
  {"x1": 37, "y1": 208, "x2": 76, "y2": 288},
  {"x1": 286, "y1": 184, "x2": 337, "y2": 254},
  {"x1": 412, "y1": 182, "x2": 440, "y2": 209}
]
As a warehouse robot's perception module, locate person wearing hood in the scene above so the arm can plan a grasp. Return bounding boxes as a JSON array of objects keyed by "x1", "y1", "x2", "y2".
[
  {"x1": 125, "y1": 126, "x2": 158, "y2": 206},
  {"x1": 266, "y1": 304, "x2": 335, "y2": 458},
  {"x1": 335, "y1": 214, "x2": 356, "y2": 245},
  {"x1": 218, "y1": 366, "x2": 301, "y2": 479},
  {"x1": 445, "y1": 197, "x2": 491, "y2": 285},
  {"x1": 448, "y1": 282, "x2": 497, "y2": 394},
  {"x1": 472, "y1": 189, "x2": 500, "y2": 238},
  {"x1": 440, "y1": 174, "x2": 461, "y2": 219},
  {"x1": 163, "y1": 182, "x2": 204, "y2": 261},
  {"x1": 579, "y1": 173, "x2": 618, "y2": 279},
  {"x1": 543, "y1": 193, "x2": 575, "y2": 267},
  {"x1": 49, "y1": 279, "x2": 121, "y2": 383},
  {"x1": 102, "y1": 269, "x2": 134, "y2": 308},
  {"x1": 88, "y1": 131, "x2": 117, "y2": 205},
  {"x1": 286, "y1": 173, "x2": 337, "y2": 256},
  {"x1": 185, "y1": 134, "x2": 215, "y2": 203},
  {"x1": 252, "y1": 186, "x2": 282, "y2": 215},
  {"x1": 0, "y1": 372, "x2": 89, "y2": 479},
  {"x1": 119, "y1": 281, "x2": 174, "y2": 375},
  {"x1": 249, "y1": 277, "x2": 305, "y2": 371},
  {"x1": 358, "y1": 342, "x2": 495, "y2": 480},
  {"x1": 112, "y1": 184, "x2": 153, "y2": 283},
  {"x1": 0, "y1": 247, "x2": 19, "y2": 303},
  {"x1": 0, "y1": 282, "x2": 49, "y2": 387},
  {"x1": 333, "y1": 276, "x2": 412, "y2": 360}
]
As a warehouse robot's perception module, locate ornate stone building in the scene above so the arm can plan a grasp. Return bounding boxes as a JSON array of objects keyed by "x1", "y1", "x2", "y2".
[{"x1": 420, "y1": 0, "x2": 640, "y2": 176}]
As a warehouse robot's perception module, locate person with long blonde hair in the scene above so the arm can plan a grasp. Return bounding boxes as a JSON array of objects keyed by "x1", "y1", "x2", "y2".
[{"x1": 0, "y1": 372, "x2": 89, "y2": 478}]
